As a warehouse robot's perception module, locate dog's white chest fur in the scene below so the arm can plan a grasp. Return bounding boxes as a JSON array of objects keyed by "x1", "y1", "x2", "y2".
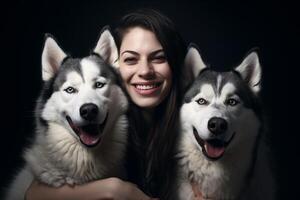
[
  {"x1": 25, "y1": 118, "x2": 127, "y2": 187},
  {"x1": 177, "y1": 135, "x2": 249, "y2": 199}
]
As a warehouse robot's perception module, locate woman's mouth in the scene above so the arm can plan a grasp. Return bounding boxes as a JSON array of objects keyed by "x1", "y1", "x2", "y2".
[{"x1": 132, "y1": 82, "x2": 163, "y2": 95}]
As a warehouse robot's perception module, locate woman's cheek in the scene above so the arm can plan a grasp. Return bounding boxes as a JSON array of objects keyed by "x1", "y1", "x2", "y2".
[{"x1": 119, "y1": 67, "x2": 134, "y2": 82}]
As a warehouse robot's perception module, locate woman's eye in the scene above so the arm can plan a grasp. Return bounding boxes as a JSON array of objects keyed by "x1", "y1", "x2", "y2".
[
  {"x1": 196, "y1": 98, "x2": 208, "y2": 105},
  {"x1": 152, "y1": 55, "x2": 166, "y2": 64},
  {"x1": 226, "y1": 98, "x2": 239, "y2": 106},
  {"x1": 123, "y1": 57, "x2": 137, "y2": 65},
  {"x1": 64, "y1": 87, "x2": 77, "y2": 94},
  {"x1": 95, "y1": 82, "x2": 105, "y2": 89}
]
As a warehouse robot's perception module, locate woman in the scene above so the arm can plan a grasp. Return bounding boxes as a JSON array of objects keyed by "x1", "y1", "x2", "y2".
[{"x1": 26, "y1": 8, "x2": 187, "y2": 200}]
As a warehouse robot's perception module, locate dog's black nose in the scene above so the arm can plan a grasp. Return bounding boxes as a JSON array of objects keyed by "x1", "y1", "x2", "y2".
[
  {"x1": 80, "y1": 103, "x2": 98, "y2": 121},
  {"x1": 208, "y1": 117, "x2": 228, "y2": 135}
]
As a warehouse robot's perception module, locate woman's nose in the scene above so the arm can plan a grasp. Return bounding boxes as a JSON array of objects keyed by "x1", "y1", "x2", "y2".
[{"x1": 138, "y1": 60, "x2": 155, "y2": 78}]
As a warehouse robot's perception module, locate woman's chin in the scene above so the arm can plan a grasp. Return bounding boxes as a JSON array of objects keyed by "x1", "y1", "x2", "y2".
[{"x1": 131, "y1": 96, "x2": 162, "y2": 109}]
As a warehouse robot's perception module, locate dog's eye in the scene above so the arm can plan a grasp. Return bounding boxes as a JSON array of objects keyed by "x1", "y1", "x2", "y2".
[
  {"x1": 95, "y1": 82, "x2": 105, "y2": 89},
  {"x1": 196, "y1": 98, "x2": 208, "y2": 105},
  {"x1": 64, "y1": 87, "x2": 77, "y2": 94},
  {"x1": 226, "y1": 98, "x2": 239, "y2": 106}
]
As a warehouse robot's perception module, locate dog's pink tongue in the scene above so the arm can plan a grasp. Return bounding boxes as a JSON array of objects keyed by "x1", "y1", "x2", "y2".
[
  {"x1": 79, "y1": 132, "x2": 100, "y2": 146},
  {"x1": 205, "y1": 143, "x2": 225, "y2": 158}
]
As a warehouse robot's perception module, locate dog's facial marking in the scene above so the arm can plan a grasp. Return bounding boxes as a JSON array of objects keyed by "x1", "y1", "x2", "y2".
[
  {"x1": 60, "y1": 71, "x2": 83, "y2": 102},
  {"x1": 184, "y1": 70, "x2": 219, "y2": 103},
  {"x1": 216, "y1": 75, "x2": 222, "y2": 95},
  {"x1": 219, "y1": 82, "x2": 241, "y2": 108},
  {"x1": 79, "y1": 58, "x2": 110, "y2": 98},
  {"x1": 195, "y1": 84, "x2": 215, "y2": 105},
  {"x1": 220, "y1": 82, "x2": 236, "y2": 98},
  {"x1": 80, "y1": 59, "x2": 101, "y2": 82},
  {"x1": 56, "y1": 58, "x2": 83, "y2": 87}
]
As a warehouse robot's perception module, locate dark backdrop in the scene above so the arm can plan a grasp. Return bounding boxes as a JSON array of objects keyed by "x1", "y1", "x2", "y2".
[{"x1": 1, "y1": 0, "x2": 296, "y2": 198}]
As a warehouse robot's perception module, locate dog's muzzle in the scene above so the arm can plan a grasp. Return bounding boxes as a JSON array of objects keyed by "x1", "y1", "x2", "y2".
[
  {"x1": 66, "y1": 112, "x2": 108, "y2": 147},
  {"x1": 193, "y1": 126, "x2": 235, "y2": 161}
]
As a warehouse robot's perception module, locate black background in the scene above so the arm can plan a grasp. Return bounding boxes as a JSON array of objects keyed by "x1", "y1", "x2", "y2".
[{"x1": 1, "y1": 0, "x2": 296, "y2": 198}]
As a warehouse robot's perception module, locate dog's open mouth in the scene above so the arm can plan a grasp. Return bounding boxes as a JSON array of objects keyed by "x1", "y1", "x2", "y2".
[
  {"x1": 193, "y1": 127, "x2": 235, "y2": 161},
  {"x1": 66, "y1": 113, "x2": 108, "y2": 147}
]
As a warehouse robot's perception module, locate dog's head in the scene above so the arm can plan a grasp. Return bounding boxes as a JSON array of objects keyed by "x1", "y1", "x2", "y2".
[
  {"x1": 181, "y1": 44, "x2": 262, "y2": 160},
  {"x1": 38, "y1": 27, "x2": 127, "y2": 148}
]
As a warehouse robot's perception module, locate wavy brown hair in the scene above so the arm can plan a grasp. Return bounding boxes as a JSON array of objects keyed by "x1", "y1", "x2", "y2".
[{"x1": 113, "y1": 9, "x2": 187, "y2": 199}]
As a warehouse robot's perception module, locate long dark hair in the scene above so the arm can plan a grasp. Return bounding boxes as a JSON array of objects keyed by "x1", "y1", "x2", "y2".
[{"x1": 113, "y1": 9, "x2": 187, "y2": 199}]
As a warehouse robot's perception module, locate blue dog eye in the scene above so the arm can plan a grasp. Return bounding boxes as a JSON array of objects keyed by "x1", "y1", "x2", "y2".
[
  {"x1": 196, "y1": 98, "x2": 208, "y2": 105},
  {"x1": 95, "y1": 82, "x2": 105, "y2": 88},
  {"x1": 64, "y1": 87, "x2": 77, "y2": 94}
]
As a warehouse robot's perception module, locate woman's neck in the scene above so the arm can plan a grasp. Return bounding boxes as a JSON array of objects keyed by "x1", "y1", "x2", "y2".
[{"x1": 141, "y1": 109, "x2": 154, "y2": 126}]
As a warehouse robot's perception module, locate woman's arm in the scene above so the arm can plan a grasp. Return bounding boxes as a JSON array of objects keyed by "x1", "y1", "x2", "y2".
[{"x1": 25, "y1": 178, "x2": 157, "y2": 200}]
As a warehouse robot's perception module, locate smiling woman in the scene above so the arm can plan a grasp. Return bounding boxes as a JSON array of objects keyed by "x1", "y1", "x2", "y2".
[
  {"x1": 119, "y1": 27, "x2": 172, "y2": 108},
  {"x1": 113, "y1": 9, "x2": 187, "y2": 198}
]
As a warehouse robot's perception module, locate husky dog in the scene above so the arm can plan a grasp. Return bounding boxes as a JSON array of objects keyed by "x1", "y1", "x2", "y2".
[
  {"x1": 5, "y1": 27, "x2": 128, "y2": 200},
  {"x1": 176, "y1": 45, "x2": 275, "y2": 200}
]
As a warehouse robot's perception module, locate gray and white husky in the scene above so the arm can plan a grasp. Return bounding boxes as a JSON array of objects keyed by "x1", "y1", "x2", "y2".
[
  {"x1": 176, "y1": 45, "x2": 275, "y2": 200},
  {"x1": 5, "y1": 27, "x2": 128, "y2": 200}
]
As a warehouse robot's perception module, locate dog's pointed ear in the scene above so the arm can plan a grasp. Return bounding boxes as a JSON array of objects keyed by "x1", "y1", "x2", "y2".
[
  {"x1": 235, "y1": 51, "x2": 261, "y2": 94},
  {"x1": 184, "y1": 44, "x2": 207, "y2": 79},
  {"x1": 181, "y1": 43, "x2": 207, "y2": 91},
  {"x1": 181, "y1": 44, "x2": 207, "y2": 90},
  {"x1": 94, "y1": 26, "x2": 119, "y2": 67},
  {"x1": 42, "y1": 34, "x2": 67, "y2": 81}
]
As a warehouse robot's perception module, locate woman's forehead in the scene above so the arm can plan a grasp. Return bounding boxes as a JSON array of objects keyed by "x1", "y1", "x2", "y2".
[{"x1": 120, "y1": 27, "x2": 163, "y2": 54}]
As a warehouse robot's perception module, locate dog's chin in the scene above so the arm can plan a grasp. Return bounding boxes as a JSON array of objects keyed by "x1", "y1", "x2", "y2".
[
  {"x1": 192, "y1": 127, "x2": 235, "y2": 161},
  {"x1": 66, "y1": 113, "x2": 108, "y2": 147}
]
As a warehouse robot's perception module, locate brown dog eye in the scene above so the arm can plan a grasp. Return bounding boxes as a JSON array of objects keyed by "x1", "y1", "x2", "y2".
[{"x1": 226, "y1": 98, "x2": 239, "y2": 106}]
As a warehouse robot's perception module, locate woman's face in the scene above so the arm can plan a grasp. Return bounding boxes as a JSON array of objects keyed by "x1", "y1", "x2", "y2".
[{"x1": 118, "y1": 27, "x2": 172, "y2": 109}]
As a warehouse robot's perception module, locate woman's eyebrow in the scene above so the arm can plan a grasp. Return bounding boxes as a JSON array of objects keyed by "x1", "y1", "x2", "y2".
[
  {"x1": 121, "y1": 50, "x2": 139, "y2": 56},
  {"x1": 149, "y1": 49, "x2": 164, "y2": 56}
]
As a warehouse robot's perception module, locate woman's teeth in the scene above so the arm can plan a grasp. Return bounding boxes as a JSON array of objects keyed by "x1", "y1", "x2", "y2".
[{"x1": 135, "y1": 84, "x2": 158, "y2": 90}]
